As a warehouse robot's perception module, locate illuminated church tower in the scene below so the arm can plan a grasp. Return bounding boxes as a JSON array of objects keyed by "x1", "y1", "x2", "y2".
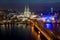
[{"x1": 24, "y1": 5, "x2": 31, "y2": 17}]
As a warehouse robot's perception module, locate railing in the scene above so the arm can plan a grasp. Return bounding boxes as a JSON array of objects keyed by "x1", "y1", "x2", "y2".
[{"x1": 30, "y1": 20, "x2": 53, "y2": 40}]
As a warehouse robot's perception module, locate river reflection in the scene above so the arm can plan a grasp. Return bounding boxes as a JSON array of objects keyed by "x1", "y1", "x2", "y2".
[{"x1": 0, "y1": 23, "x2": 32, "y2": 40}]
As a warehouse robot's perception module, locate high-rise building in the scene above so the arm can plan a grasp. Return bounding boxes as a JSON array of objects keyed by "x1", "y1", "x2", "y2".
[{"x1": 51, "y1": 7, "x2": 53, "y2": 13}]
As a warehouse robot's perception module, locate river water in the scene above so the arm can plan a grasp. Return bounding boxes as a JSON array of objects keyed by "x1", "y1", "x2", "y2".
[{"x1": 0, "y1": 23, "x2": 32, "y2": 40}]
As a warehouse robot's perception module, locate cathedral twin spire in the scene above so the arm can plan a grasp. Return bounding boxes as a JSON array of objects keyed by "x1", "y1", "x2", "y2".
[
  {"x1": 24, "y1": 5, "x2": 29, "y2": 12},
  {"x1": 24, "y1": 5, "x2": 31, "y2": 17}
]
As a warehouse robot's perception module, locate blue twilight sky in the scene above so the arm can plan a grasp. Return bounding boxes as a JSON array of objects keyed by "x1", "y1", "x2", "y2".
[
  {"x1": 0, "y1": 0, "x2": 60, "y2": 4},
  {"x1": 0, "y1": 0, "x2": 60, "y2": 11}
]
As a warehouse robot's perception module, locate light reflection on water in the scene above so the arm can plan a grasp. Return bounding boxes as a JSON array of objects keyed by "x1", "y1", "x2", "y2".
[{"x1": 0, "y1": 23, "x2": 31, "y2": 40}]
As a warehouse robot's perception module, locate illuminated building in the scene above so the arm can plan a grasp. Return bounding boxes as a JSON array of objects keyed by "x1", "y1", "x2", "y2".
[
  {"x1": 24, "y1": 6, "x2": 31, "y2": 17},
  {"x1": 51, "y1": 7, "x2": 53, "y2": 13},
  {"x1": 17, "y1": 5, "x2": 31, "y2": 21}
]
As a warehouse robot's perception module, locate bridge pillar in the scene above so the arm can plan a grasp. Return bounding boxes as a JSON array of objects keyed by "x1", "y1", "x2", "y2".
[
  {"x1": 31, "y1": 24, "x2": 34, "y2": 33},
  {"x1": 38, "y1": 31, "x2": 41, "y2": 40},
  {"x1": 31, "y1": 23, "x2": 41, "y2": 40}
]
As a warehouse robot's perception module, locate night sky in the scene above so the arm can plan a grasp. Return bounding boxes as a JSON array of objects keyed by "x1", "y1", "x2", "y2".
[
  {"x1": 0, "y1": 0, "x2": 60, "y2": 4},
  {"x1": 0, "y1": 0, "x2": 60, "y2": 11}
]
